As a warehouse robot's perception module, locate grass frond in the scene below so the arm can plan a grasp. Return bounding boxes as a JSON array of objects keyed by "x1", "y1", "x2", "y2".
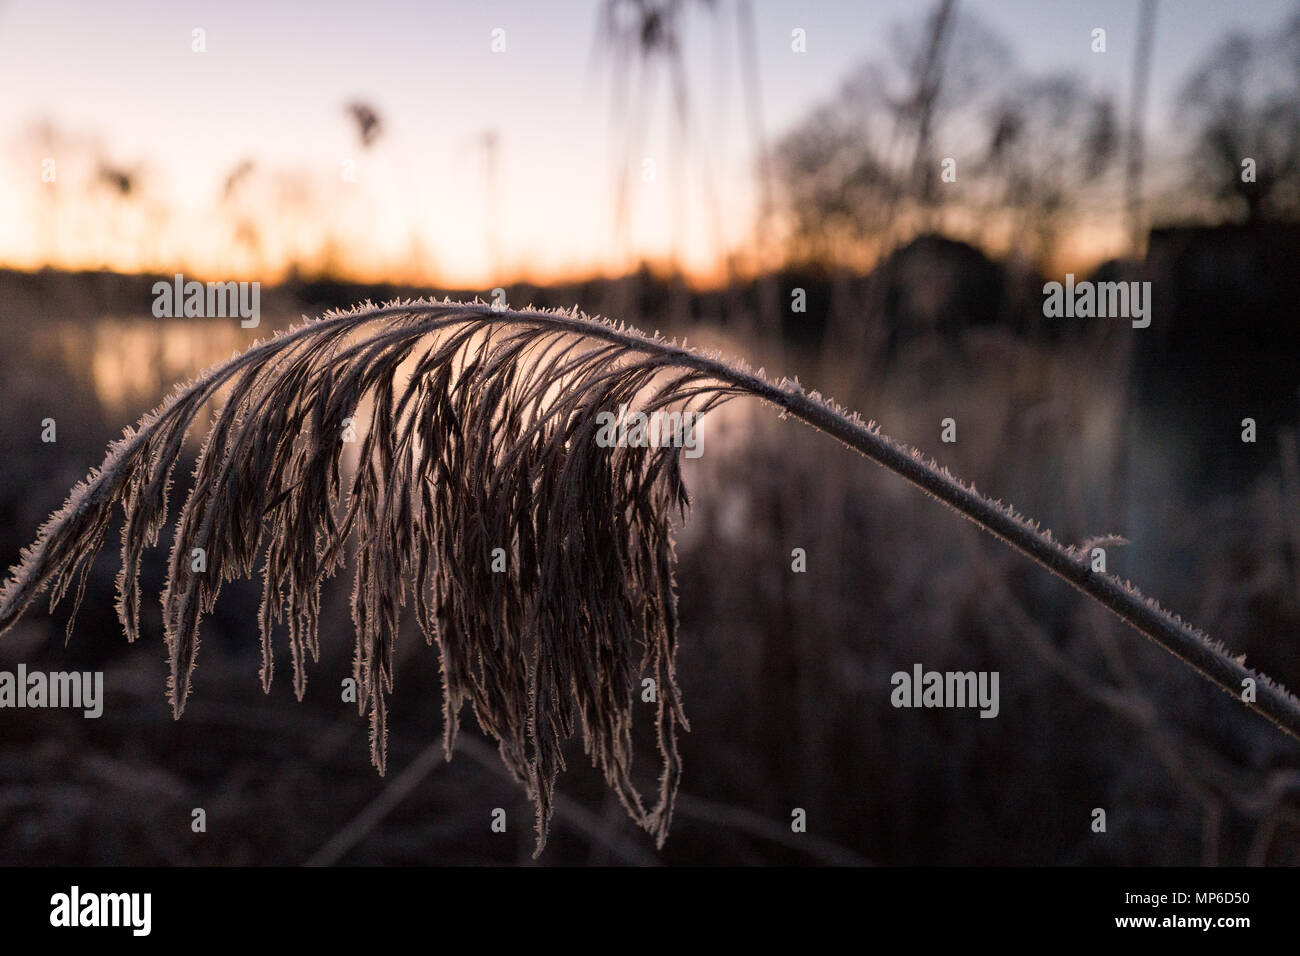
[{"x1": 3, "y1": 298, "x2": 1298, "y2": 855}]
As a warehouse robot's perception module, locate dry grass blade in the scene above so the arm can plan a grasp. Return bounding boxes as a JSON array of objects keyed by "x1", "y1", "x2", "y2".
[{"x1": 2, "y1": 298, "x2": 1298, "y2": 856}]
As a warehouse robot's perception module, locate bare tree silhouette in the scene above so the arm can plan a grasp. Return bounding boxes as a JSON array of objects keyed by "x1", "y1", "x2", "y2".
[{"x1": 1180, "y1": 9, "x2": 1300, "y2": 222}]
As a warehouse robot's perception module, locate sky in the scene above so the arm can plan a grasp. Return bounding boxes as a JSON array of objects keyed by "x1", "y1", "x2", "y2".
[{"x1": 0, "y1": 0, "x2": 1294, "y2": 287}]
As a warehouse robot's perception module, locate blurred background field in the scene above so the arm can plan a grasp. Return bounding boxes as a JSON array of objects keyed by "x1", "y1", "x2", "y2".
[{"x1": 0, "y1": 0, "x2": 1299, "y2": 864}]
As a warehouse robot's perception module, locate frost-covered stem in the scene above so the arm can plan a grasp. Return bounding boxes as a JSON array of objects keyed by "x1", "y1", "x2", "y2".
[{"x1": 756, "y1": 377, "x2": 1300, "y2": 742}]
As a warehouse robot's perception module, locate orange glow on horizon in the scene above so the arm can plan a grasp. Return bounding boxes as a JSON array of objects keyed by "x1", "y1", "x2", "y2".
[{"x1": 0, "y1": 218, "x2": 1126, "y2": 292}]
